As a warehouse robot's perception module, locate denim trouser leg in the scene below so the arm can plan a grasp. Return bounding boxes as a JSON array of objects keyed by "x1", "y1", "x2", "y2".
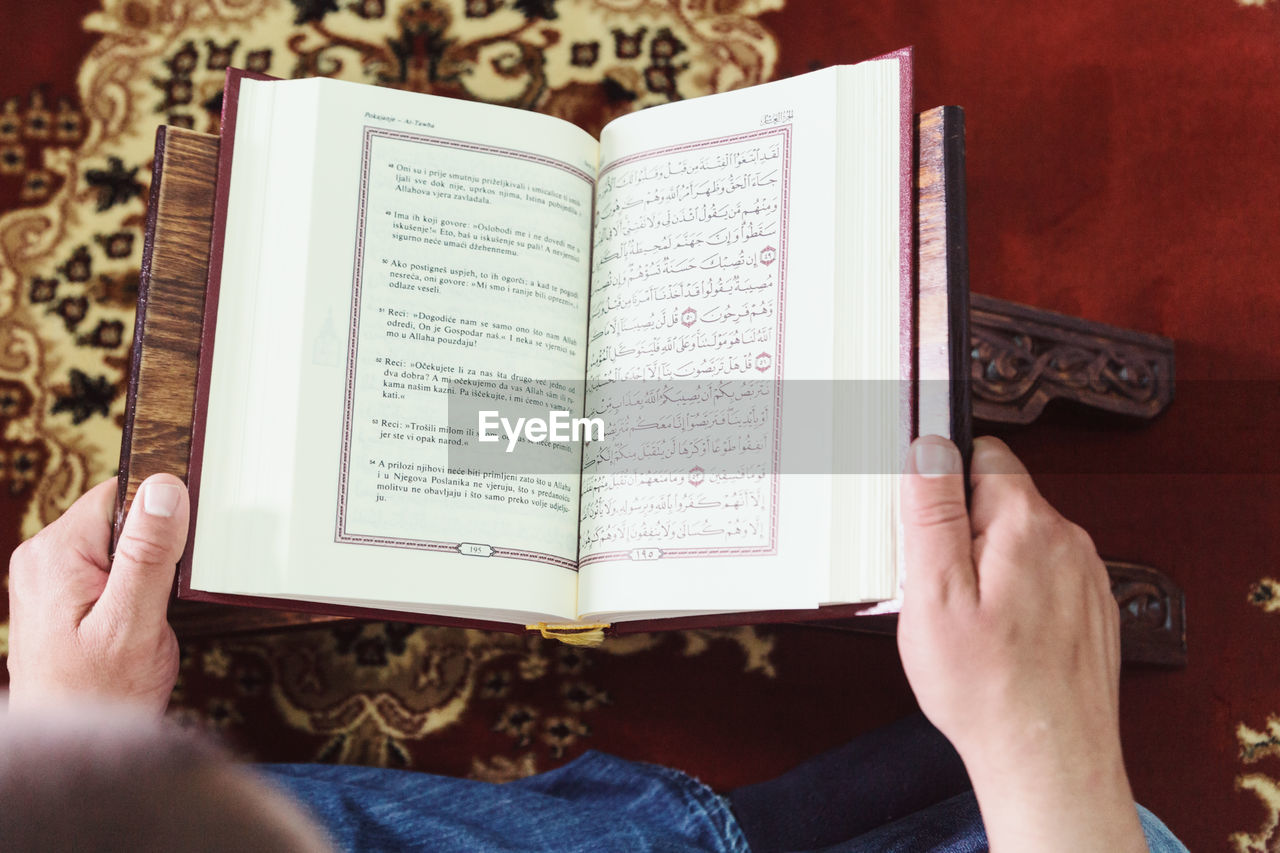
[
  {"x1": 256, "y1": 751, "x2": 750, "y2": 853},
  {"x1": 807, "y1": 790, "x2": 1189, "y2": 853},
  {"x1": 255, "y1": 753, "x2": 1187, "y2": 853}
]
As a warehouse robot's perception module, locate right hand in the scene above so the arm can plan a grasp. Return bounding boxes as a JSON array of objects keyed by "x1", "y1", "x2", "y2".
[{"x1": 898, "y1": 436, "x2": 1146, "y2": 852}]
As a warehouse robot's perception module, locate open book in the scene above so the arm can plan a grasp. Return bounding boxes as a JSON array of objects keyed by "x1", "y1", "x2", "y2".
[{"x1": 173, "y1": 52, "x2": 929, "y2": 634}]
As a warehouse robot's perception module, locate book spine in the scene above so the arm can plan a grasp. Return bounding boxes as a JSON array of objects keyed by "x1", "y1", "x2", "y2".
[
  {"x1": 112, "y1": 125, "x2": 171, "y2": 554},
  {"x1": 940, "y1": 107, "x2": 973, "y2": 476}
]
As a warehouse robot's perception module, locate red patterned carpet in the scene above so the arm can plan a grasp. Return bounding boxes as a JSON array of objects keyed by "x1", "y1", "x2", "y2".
[{"x1": 3, "y1": 2, "x2": 1280, "y2": 850}]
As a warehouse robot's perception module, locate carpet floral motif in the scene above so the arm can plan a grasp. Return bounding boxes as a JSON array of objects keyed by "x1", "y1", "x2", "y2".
[
  {"x1": 0, "y1": 0, "x2": 783, "y2": 771},
  {"x1": 173, "y1": 622, "x2": 776, "y2": 776},
  {"x1": 1232, "y1": 577, "x2": 1280, "y2": 851}
]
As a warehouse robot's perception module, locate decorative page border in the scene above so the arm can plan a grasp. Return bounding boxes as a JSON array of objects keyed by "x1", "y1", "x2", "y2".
[
  {"x1": 580, "y1": 125, "x2": 792, "y2": 567},
  {"x1": 334, "y1": 126, "x2": 591, "y2": 571}
]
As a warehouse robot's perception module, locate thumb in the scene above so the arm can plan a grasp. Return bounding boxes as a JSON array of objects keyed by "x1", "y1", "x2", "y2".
[
  {"x1": 902, "y1": 436, "x2": 975, "y2": 606},
  {"x1": 97, "y1": 474, "x2": 189, "y2": 632}
]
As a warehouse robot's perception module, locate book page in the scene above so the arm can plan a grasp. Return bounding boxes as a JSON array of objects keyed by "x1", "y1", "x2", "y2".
[
  {"x1": 576, "y1": 71, "x2": 847, "y2": 619},
  {"x1": 192, "y1": 78, "x2": 598, "y2": 621},
  {"x1": 333, "y1": 121, "x2": 589, "y2": 560}
]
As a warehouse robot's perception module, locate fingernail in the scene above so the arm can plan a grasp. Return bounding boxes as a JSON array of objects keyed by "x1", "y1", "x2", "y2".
[
  {"x1": 143, "y1": 482, "x2": 181, "y2": 517},
  {"x1": 914, "y1": 440, "x2": 960, "y2": 478}
]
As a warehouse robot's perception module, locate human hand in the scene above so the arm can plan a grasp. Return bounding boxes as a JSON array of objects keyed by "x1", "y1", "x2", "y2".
[
  {"x1": 898, "y1": 436, "x2": 1145, "y2": 852},
  {"x1": 7, "y1": 474, "x2": 189, "y2": 715}
]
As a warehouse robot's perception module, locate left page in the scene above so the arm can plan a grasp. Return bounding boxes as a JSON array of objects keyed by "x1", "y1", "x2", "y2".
[{"x1": 189, "y1": 76, "x2": 599, "y2": 623}]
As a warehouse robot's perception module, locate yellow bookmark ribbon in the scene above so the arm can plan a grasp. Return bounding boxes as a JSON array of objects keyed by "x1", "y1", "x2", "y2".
[{"x1": 524, "y1": 622, "x2": 610, "y2": 647}]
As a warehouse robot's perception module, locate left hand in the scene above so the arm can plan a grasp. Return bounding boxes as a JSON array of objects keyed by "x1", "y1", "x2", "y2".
[{"x1": 7, "y1": 474, "x2": 190, "y2": 715}]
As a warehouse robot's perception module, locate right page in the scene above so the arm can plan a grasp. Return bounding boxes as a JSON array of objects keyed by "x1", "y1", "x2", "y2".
[{"x1": 577, "y1": 55, "x2": 910, "y2": 622}]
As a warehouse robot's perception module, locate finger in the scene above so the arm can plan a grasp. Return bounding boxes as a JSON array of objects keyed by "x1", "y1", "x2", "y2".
[
  {"x1": 967, "y1": 437, "x2": 1042, "y2": 533},
  {"x1": 7, "y1": 479, "x2": 117, "y2": 619},
  {"x1": 968, "y1": 435, "x2": 1032, "y2": 479},
  {"x1": 39, "y1": 478, "x2": 118, "y2": 572},
  {"x1": 96, "y1": 474, "x2": 189, "y2": 633},
  {"x1": 902, "y1": 435, "x2": 976, "y2": 605}
]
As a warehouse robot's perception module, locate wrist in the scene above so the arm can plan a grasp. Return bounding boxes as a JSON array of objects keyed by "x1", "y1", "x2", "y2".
[{"x1": 963, "y1": 743, "x2": 1146, "y2": 853}]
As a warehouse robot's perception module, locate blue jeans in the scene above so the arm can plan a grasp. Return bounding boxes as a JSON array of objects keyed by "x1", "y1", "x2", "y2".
[
  {"x1": 815, "y1": 789, "x2": 1187, "y2": 853},
  {"x1": 257, "y1": 751, "x2": 1187, "y2": 852}
]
